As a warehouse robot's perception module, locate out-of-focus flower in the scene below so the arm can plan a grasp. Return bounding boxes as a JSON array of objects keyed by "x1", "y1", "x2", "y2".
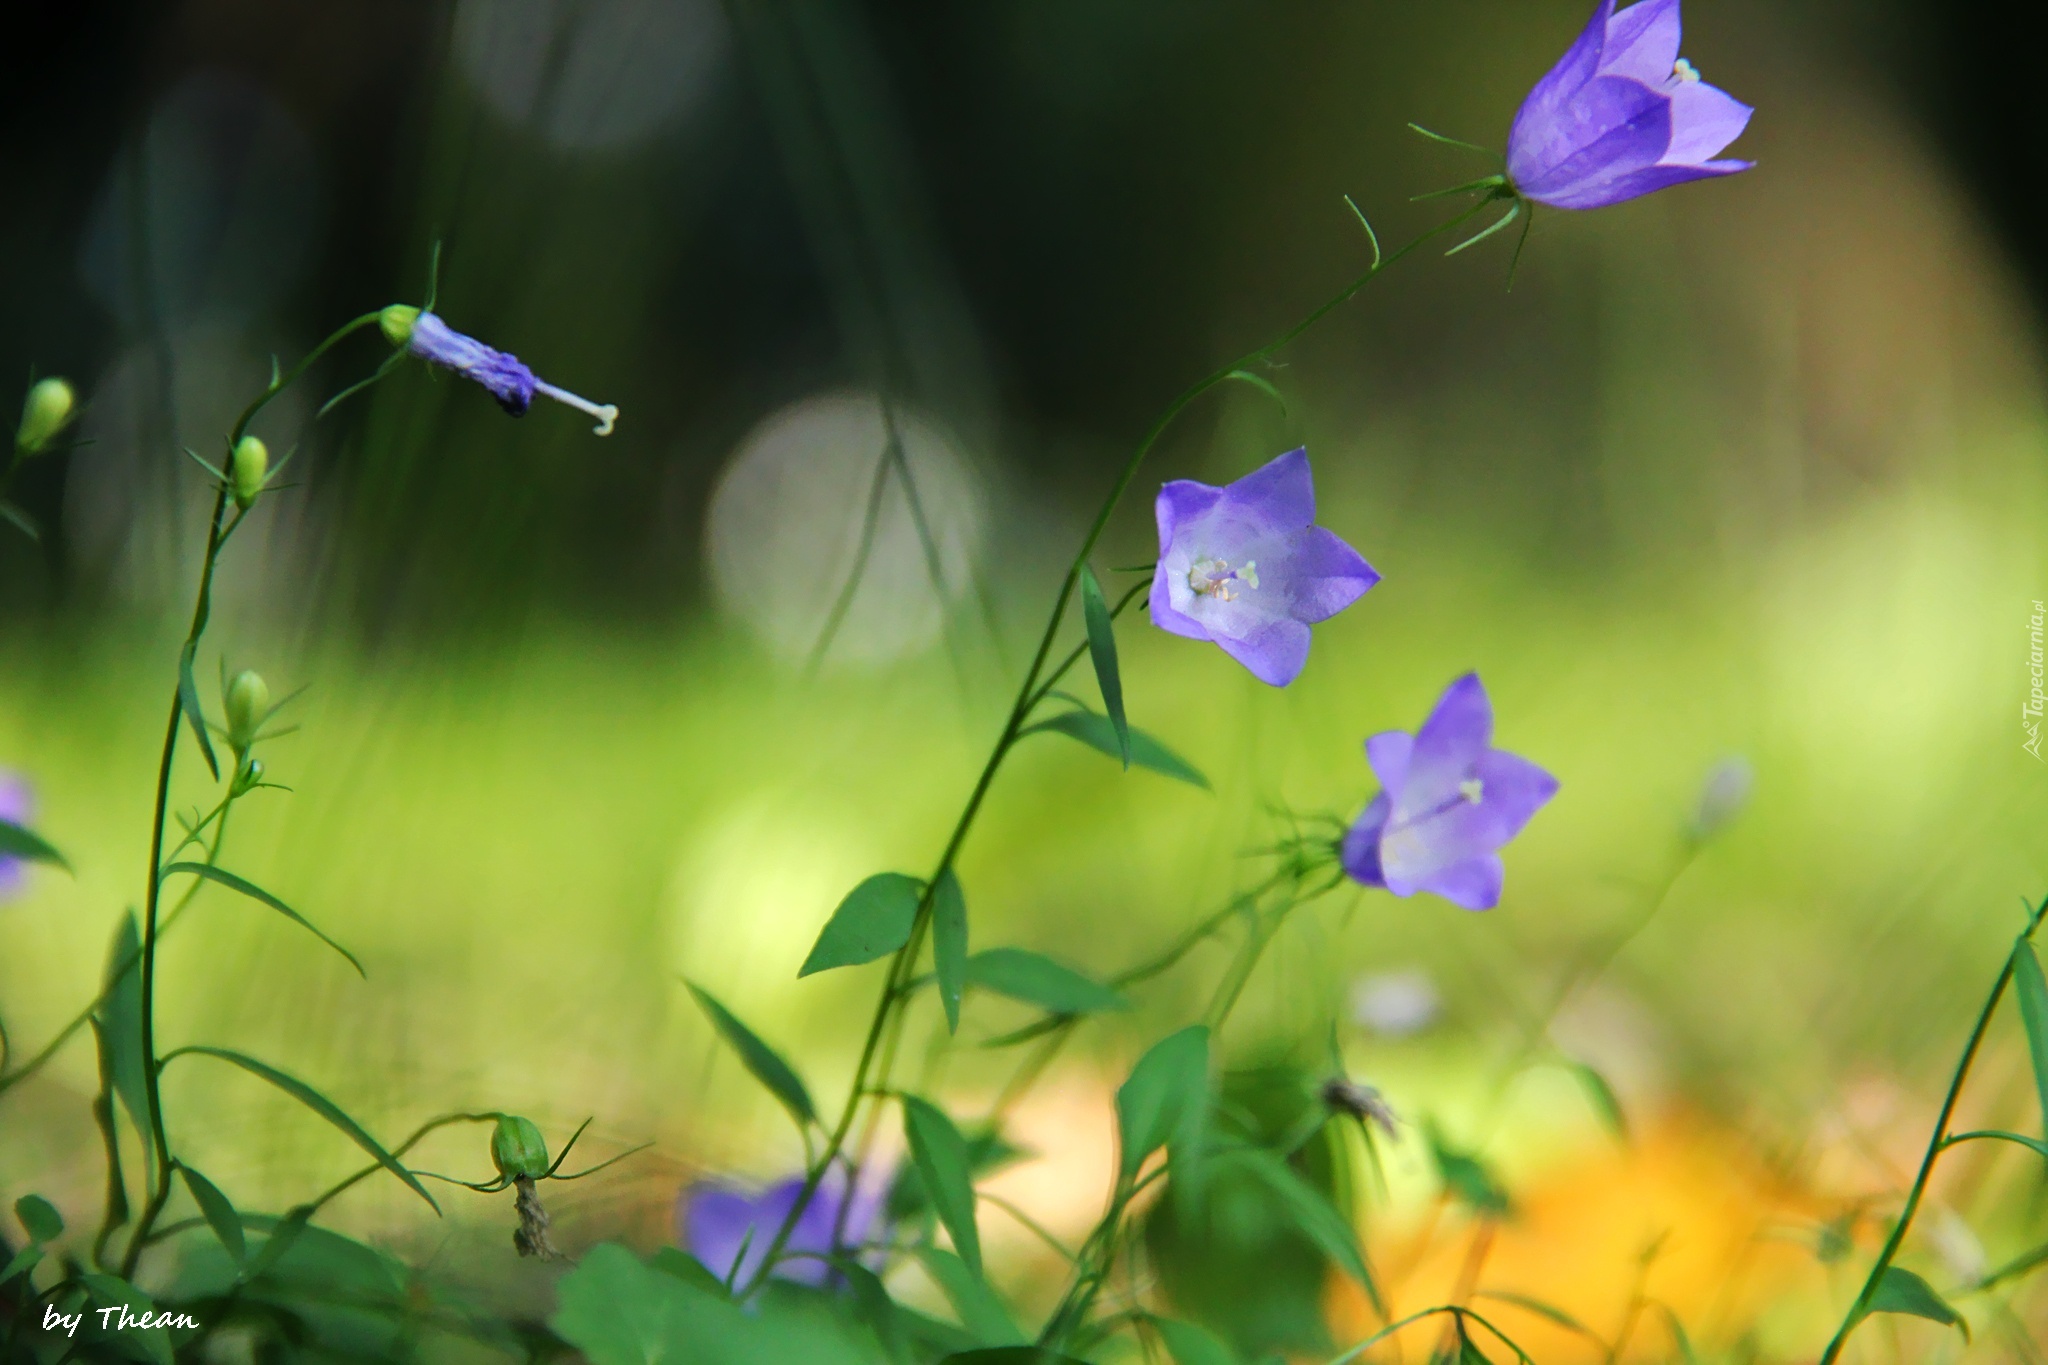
[
  {"x1": 1506, "y1": 0, "x2": 1753, "y2": 210},
  {"x1": 677, "y1": 1169, "x2": 883, "y2": 1289},
  {"x1": 1320, "y1": 1077, "x2": 1399, "y2": 1138},
  {"x1": 379, "y1": 305, "x2": 618, "y2": 436},
  {"x1": 1349, "y1": 968, "x2": 1441, "y2": 1038},
  {"x1": 0, "y1": 772, "x2": 33, "y2": 900},
  {"x1": 1689, "y1": 754, "x2": 1753, "y2": 841},
  {"x1": 1150, "y1": 448, "x2": 1378, "y2": 687},
  {"x1": 15, "y1": 378, "x2": 76, "y2": 458},
  {"x1": 1340, "y1": 673, "x2": 1558, "y2": 910}
]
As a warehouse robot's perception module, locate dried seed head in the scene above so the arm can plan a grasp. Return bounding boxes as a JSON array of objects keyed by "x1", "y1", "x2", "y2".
[
  {"x1": 1320, "y1": 1077, "x2": 1399, "y2": 1138},
  {"x1": 512, "y1": 1174, "x2": 562, "y2": 1260}
]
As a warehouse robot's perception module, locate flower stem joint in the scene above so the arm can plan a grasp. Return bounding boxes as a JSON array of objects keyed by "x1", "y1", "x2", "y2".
[{"x1": 379, "y1": 305, "x2": 617, "y2": 437}]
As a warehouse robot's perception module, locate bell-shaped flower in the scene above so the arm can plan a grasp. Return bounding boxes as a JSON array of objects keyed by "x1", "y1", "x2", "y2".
[
  {"x1": 1507, "y1": 0, "x2": 1753, "y2": 210},
  {"x1": 677, "y1": 1168, "x2": 883, "y2": 1289},
  {"x1": 1340, "y1": 674, "x2": 1557, "y2": 910},
  {"x1": 379, "y1": 305, "x2": 617, "y2": 435},
  {"x1": 1150, "y1": 448, "x2": 1379, "y2": 687}
]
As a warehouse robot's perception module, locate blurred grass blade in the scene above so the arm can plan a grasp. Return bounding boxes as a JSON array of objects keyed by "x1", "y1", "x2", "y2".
[
  {"x1": 88, "y1": 1019, "x2": 131, "y2": 1233},
  {"x1": 0, "y1": 1245, "x2": 39, "y2": 1286},
  {"x1": 1222, "y1": 369, "x2": 1287, "y2": 414},
  {"x1": 1116, "y1": 1026, "x2": 1209, "y2": 1181},
  {"x1": 1429, "y1": 1126, "x2": 1510, "y2": 1215},
  {"x1": 800, "y1": 872, "x2": 923, "y2": 976},
  {"x1": 1660, "y1": 1305, "x2": 1702, "y2": 1364},
  {"x1": 1475, "y1": 1290, "x2": 1605, "y2": 1347},
  {"x1": 98, "y1": 912, "x2": 150, "y2": 1135},
  {"x1": 14, "y1": 1194, "x2": 61, "y2": 1244},
  {"x1": 80, "y1": 1274, "x2": 173, "y2": 1365},
  {"x1": 166, "y1": 1046, "x2": 438, "y2": 1212},
  {"x1": 685, "y1": 983, "x2": 816, "y2": 1129},
  {"x1": 177, "y1": 641, "x2": 220, "y2": 781},
  {"x1": 1020, "y1": 710, "x2": 1209, "y2": 790},
  {"x1": 916, "y1": 1246, "x2": 1023, "y2": 1345},
  {"x1": 2015, "y1": 941, "x2": 2048, "y2": 1129},
  {"x1": 1154, "y1": 1317, "x2": 1242, "y2": 1365},
  {"x1": 966, "y1": 949, "x2": 1127, "y2": 1015},
  {"x1": 0, "y1": 819, "x2": 68, "y2": 871},
  {"x1": 940, "y1": 1352, "x2": 1092, "y2": 1364},
  {"x1": 1566, "y1": 1061, "x2": 1627, "y2": 1141},
  {"x1": 904, "y1": 1095, "x2": 982, "y2": 1274},
  {"x1": 1223, "y1": 1146, "x2": 1378, "y2": 1308},
  {"x1": 243, "y1": 1204, "x2": 314, "y2": 1280},
  {"x1": 158, "y1": 863, "x2": 364, "y2": 977},
  {"x1": 0, "y1": 500, "x2": 41, "y2": 542},
  {"x1": 933, "y1": 870, "x2": 968, "y2": 1035},
  {"x1": 1078, "y1": 565, "x2": 1128, "y2": 767},
  {"x1": 1860, "y1": 1265, "x2": 1967, "y2": 1339},
  {"x1": 178, "y1": 1163, "x2": 245, "y2": 1265}
]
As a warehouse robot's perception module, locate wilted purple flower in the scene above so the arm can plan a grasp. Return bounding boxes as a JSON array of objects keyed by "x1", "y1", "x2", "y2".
[
  {"x1": 1506, "y1": 0, "x2": 1753, "y2": 210},
  {"x1": 1341, "y1": 674, "x2": 1558, "y2": 910},
  {"x1": 677, "y1": 1168, "x2": 882, "y2": 1289},
  {"x1": 1150, "y1": 448, "x2": 1379, "y2": 687},
  {"x1": 0, "y1": 772, "x2": 33, "y2": 901},
  {"x1": 379, "y1": 305, "x2": 618, "y2": 435}
]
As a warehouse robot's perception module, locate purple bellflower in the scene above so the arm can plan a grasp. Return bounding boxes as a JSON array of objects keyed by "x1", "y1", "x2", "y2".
[
  {"x1": 0, "y1": 771, "x2": 32, "y2": 901},
  {"x1": 677, "y1": 1168, "x2": 883, "y2": 1289},
  {"x1": 1150, "y1": 448, "x2": 1379, "y2": 687},
  {"x1": 379, "y1": 306, "x2": 618, "y2": 435},
  {"x1": 1341, "y1": 674, "x2": 1558, "y2": 910},
  {"x1": 1506, "y1": 0, "x2": 1753, "y2": 210}
]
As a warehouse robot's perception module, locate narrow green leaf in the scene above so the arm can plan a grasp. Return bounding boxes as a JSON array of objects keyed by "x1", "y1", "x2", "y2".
[
  {"x1": 88, "y1": 1020, "x2": 130, "y2": 1233},
  {"x1": 686, "y1": 983, "x2": 816, "y2": 1128},
  {"x1": 14, "y1": 1194, "x2": 62, "y2": 1244},
  {"x1": 1429, "y1": 1126, "x2": 1510, "y2": 1215},
  {"x1": 1223, "y1": 1146, "x2": 1375, "y2": 1298},
  {"x1": 916, "y1": 1246, "x2": 1023, "y2": 1345},
  {"x1": 80, "y1": 1274, "x2": 175, "y2": 1365},
  {"x1": 0, "y1": 819, "x2": 68, "y2": 871},
  {"x1": 243, "y1": 1203, "x2": 314, "y2": 1280},
  {"x1": 941, "y1": 1352, "x2": 1092, "y2": 1365},
  {"x1": 165, "y1": 1047, "x2": 439, "y2": 1212},
  {"x1": 1078, "y1": 564, "x2": 1129, "y2": 768},
  {"x1": 933, "y1": 869, "x2": 969, "y2": 1035},
  {"x1": 1223, "y1": 368, "x2": 1288, "y2": 414},
  {"x1": 0, "y1": 499, "x2": 41, "y2": 542},
  {"x1": 158, "y1": 862, "x2": 364, "y2": 976},
  {"x1": 1476, "y1": 1290, "x2": 1604, "y2": 1344},
  {"x1": 0, "y1": 1245, "x2": 39, "y2": 1285},
  {"x1": 800, "y1": 873, "x2": 924, "y2": 976},
  {"x1": 967, "y1": 949, "x2": 1128, "y2": 1016},
  {"x1": 1457, "y1": 1327, "x2": 1496, "y2": 1365},
  {"x1": 178, "y1": 1164, "x2": 245, "y2": 1265},
  {"x1": 649, "y1": 1246, "x2": 731, "y2": 1297},
  {"x1": 904, "y1": 1095, "x2": 982, "y2": 1275},
  {"x1": 98, "y1": 912, "x2": 150, "y2": 1137},
  {"x1": 1661, "y1": 1305, "x2": 1702, "y2": 1365},
  {"x1": 1566, "y1": 1061, "x2": 1627, "y2": 1141},
  {"x1": 1115, "y1": 1026, "x2": 1210, "y2": 1180},
  {"x1": 828, "y1": 1254, "x2": 904, "y2": 1356},
  {"x1": 1022, "y1": 709, "x2": 1209, "y2": 789},
  {"x1": 178, "y1": 641, "x2": 221, "y2": 781},
  {"x1": 1946, "y1": 1129, "x2": 2048, "y2": 1161},
  {"x1": 2014, "y1": 941, "x2": 2048, "y2": 1129},
  {"x1": 1154, "y1": 1316, "x2": 1243, "y2": 1365},
  {"x1": 1862, "y1": 1264, "x2": 1968, "y2": 1339}
]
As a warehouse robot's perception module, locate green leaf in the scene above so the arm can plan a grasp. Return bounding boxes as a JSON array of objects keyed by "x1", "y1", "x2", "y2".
[
  {"x1": 941, "y1": 1352, "x2": 1093, "y2": 1365},
  {"x1": 165, "y1": 1046, "x2": 439, "y2": 1212},
  {"x1": 0, "y1": 1245, "x2": 39, "y2": 1285},
  {"x1": 1078, "y1": 564, "x2": 1129, "y2": 768},
  {"x1": 1154, "y1": 1316, "x2": 1243, "y2": 1365},
  {"x1": 79, "y1": 1274, "x2": 175, "y2": 1365},
  {"x1": 904, "y1": 1095, "x2": 983, "y2": 1275},
  {"x1": 2015, "y1": 941, "x2": 2048, "y2": 1129},
  {"x1": 242, "y1": 1203, "x2": 314, "y2": 1280},
  {"x1": 14, "y1": 1193, "x2": 62, "y2": 1244},
  {"x1": 98, "y1": 912, "x2": 150, "y2": 1137},
  {"x1": 1947, "y1": 1128, "x2": 2048, "y2": 1161},
  {"x1": 649, "y1": 1245, "x2": 731, "y2": 1297},
  {"x1": 1115, "y1": 1026, "x2": 1210, "y2": 1184},
  {"x1": 1222, "y1": 369, "x2": 1287, "y2": 414},
  {"x1": 1661, "y1": 1306, "x2": 1702, "y2": 1365},
  {"x1": 1476, "y1": 1289, "x2": 1604, "y2": 1344},
  {"x1": 177, "y1": 641, "x2": 221, "y2": 782},
  {"x1": 1020, "y1": 709, "x2": 1210, "y2": 790},
  {"x1": 0, "y1": 819, "x2": 68, "y2": 871},
  {"x1": 158, "y1": 862, "x2": 364, "y2": 976},
  {"x1": 88, "y1": 1021, "x2": 131, "y2": 1234},
  {"x1": 0, "y1": 499, "x2": 41, "y2": 542},
  {"x1": 1428, "y1": 1127, "x2": 1510, "y2": 1216},
  {"x1": 967, "y1": 949, "x2": 1128, "y2": 1016},
  {"x1": 178, "y1": 1164, "x2": 245, "y2": 1265},
  {"x1": 800, "y1": 873, "x2": 924, "y2": 976},
  {"x1": 1861, "y1": 1264, "x2": 1968, "y2": 1339},
  {"x1": 916, "y1": 1246, "x2": 1024, "y2": 1345},
  {"x1": 1222, "y1": 1146, "x2": 1376, "y2": 1298},
  {"x1": 550, "y1": 1243, "x2": 702, "y2": 1365},
  {"x1": 1566, "y1": 1061, "x2": 1627, "y2": 1141},
  {"x1": 889, "y1": 1126, "x2": 1028, "y2": 1225},
  {"x1": 686, "y1": 983, "x2": 817, "y2": 1128},
  {"x1": 933, "y1": 869, "x2": 968, "y2": 1035}
]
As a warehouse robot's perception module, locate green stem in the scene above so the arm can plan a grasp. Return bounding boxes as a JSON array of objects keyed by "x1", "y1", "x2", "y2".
[
  {"x1": 1816, "y1": 897, "x2": 2048, "y2": 1365},
  {"x1": 739, "y1": 197, "x2": 1497, "y2": 1297}
]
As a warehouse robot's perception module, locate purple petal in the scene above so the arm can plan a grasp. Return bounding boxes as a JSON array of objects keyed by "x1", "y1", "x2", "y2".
[
  {"x1": 1384, "y1": 749, "x2": 1558, "y2": 887},
  {"x1": 1364, "y1": 731, "x2": 1412, "y2": 792},
  {"x1": 1216, "y1": 447, "x2": 1315, "y2": 530},
  {"x1": 1534, "y1": 156, "x2": 1750, "y2": 210},
  {"x1": 1665, "y1": 77, "x2": 1753, "y2": 163},
  {"x1": 1398, "y1": 674, "x2": 1494, "y2": 814},
  {"x1": 1340, "y1": 792, "x2": 1392, "y2": 887},
  {"x1": 1148, "y1": 568, "x2": 1210, "y2": 641},
  {"x1": 680, "y1": 1183, "x2": 769, "y2": 1286},
  {"x1": 1156, "y1": 478, "x2": 1226, "y2": 551},
  {"x1": 408, "y1": 312, "x2": 537, "y2": 416},
  {"x1": 1417, "y1": 856, "x2": 1506, "y2": 911},
  {"x1": 1214, "y1": 618, "x2": 1312, "y2": 688},
  {"x1": 1598, "y1": 0, "x2": 1682, "y2": 85},
  {"x1": 1507, "y1": 0, "x2": 1618, "y2": 178},
  {"x1": 1511, "y1": 77, "x2": 1672, "y2": 206},
  {"x1": 1282, "y1": 526, "x2": 1379, "y2": 624}
]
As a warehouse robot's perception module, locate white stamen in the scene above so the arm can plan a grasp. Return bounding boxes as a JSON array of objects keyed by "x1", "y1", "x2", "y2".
[
  {"x1": 1188, "y1": 556, "x2": 1258, "y2": 602},
  {"x1": 534, "y1": 380, "x2": 619, "y2": 437},
  {"x1": 1672, "y1": 58, "x2": 1700, "y2": 83},
  {"x1": 1458, "y1": 778, "x2": 1484, "y2": 804}
]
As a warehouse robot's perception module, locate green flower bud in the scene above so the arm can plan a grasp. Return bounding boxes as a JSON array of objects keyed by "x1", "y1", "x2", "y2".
[
  {"x1": 491, "y1": 1115, "x2": 550, "y2": 1180},
  {"x1": 16, "y1": 378, "x2": 75, "y2": 457},
  {"x1": 230, "y1": 436, "x2": 268, "y2": 510},
  {"x1": 224, "y1": 670, "x2": 269, "y2": 752},
  {"x1": 379, "y1": 305, "x2": 420, "y2": 348},
  {"x1": 231, "y1": 755, "x2": 265, "y2": 797}
]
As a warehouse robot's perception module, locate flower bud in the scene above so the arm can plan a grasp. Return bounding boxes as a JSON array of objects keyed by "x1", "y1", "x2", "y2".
[
  {"x1": 15, "y1": 378, "x2": 75, "y2": 457},
  {"x1": 231, "y1": 755, "x2": 265, "y2": 797},
  {"x1": 230, "y1": 436, "x2": 268, "y2": 510},
  {"x1": 224, "y1": 670, "x2": 269, "y2": 752},
  {"x1": 379, "y1": 305, "x2": 421, "y2": 348},
  {"x1": 491, "y1": 1115, "x2": 551, "y2": 1180}
]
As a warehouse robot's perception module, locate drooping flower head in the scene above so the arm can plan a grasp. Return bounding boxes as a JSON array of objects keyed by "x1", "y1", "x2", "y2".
[
  {"x1": 677, "y1": 1168, "x2": 883, "y2": 1289},
  {"x1": 379, "y1": 305, "x2": 618, "y2": 436},
  {"x1": 1151, "y1": 448, "x2": 1379, "y2": 687},
  {"x1": 0, "y1": 772, "x2": 33, "y2": 901},
  {"x1": 1341, "y1": 674, "x2": 1558, "y2": 910},
  {"x1": 1506, "y1": 0, "x2": 1752, "y2": 210}
]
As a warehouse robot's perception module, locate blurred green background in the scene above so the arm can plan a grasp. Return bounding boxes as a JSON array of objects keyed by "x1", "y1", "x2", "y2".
[{"x1": 4, "y1": 0, "x2": 2048, "y2": 1357}]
